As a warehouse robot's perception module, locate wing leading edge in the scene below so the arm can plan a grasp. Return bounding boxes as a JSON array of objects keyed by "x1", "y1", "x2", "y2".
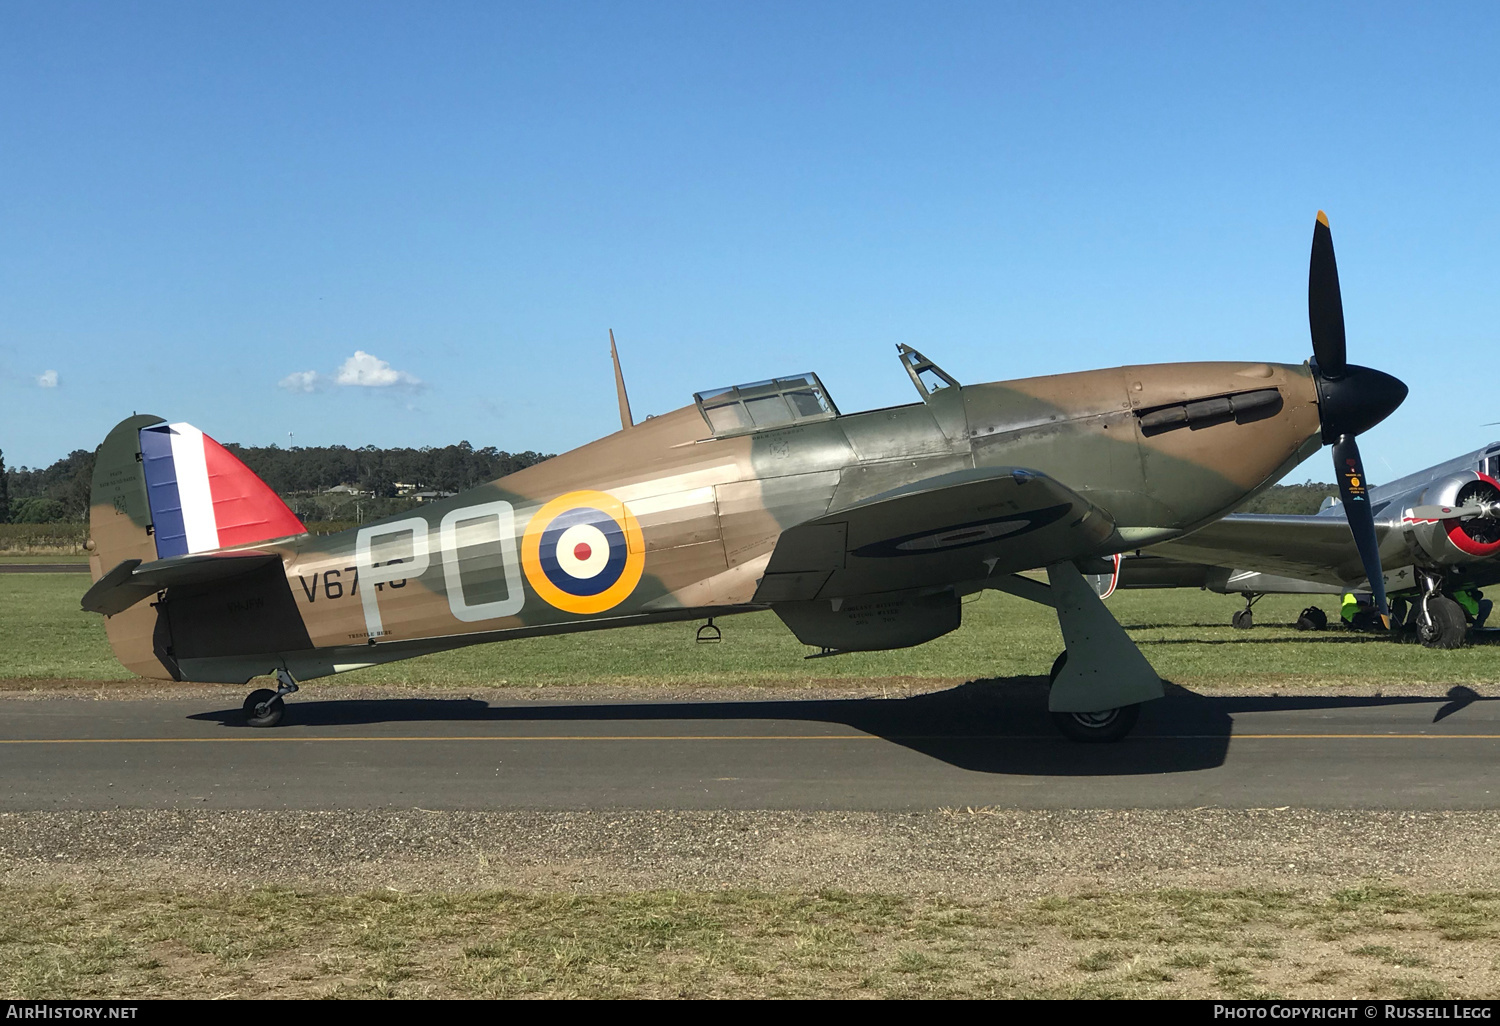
[
  {"x1": 756, "y1": 465, "x2": 1119, "y2": 602},
  {"x1": 1148, "y1": 513, "x2": 1392, "y2": 588}
]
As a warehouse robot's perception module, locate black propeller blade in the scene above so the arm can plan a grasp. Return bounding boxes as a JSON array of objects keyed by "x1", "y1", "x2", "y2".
[
  {"x1": 1307, "y1": 211, "x2": 1408, "y2": 628},
  {"x1": 1308, "y1": 212, "x2": 1347, "y2": 379},
  {"x1": 1331, "y1": 434, "x2": 1388, "y2": 624}
]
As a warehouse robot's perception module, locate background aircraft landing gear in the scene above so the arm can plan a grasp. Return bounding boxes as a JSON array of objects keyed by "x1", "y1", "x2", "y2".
[
  {"x1": 1230, "y1": 594, "x2": 1262, "y2": 630},
  {"x1": 243, "y1": 669, "x2": 299, "y2": 728},
  {"x1": 1417, "y1": 595, "x2": 1466, "y2": 650},
  {"x1": 1046, "y1": 652, "x2": 1141, "y2": 743},
  {"x1": 1413, "y1": 571, "x2": 1467, "y2": 650}
]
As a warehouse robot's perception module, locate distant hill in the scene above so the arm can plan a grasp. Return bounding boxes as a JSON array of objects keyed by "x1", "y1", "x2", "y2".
[
  {"x1": 1236, "y1": 481, "x2": 1337, "y2": 515},
  {"x1": 222, "y1": 441, "x2": 551, "y2": 500},
  {"x1": 2, "y1": 441, "x2": 552, "y2": 523}
]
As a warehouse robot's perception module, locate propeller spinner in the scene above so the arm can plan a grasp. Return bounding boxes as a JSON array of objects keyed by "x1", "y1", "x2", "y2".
[{"x1": 1307, "y1": 211, "x2": 1409, "y2": 627}]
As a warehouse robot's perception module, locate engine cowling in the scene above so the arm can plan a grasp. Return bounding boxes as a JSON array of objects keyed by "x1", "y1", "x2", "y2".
[{"x1": 1400, "y1": 472, "x2": 1500, "y2": 565}]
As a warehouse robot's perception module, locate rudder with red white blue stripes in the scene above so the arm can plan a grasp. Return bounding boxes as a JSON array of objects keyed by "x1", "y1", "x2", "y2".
[{"x1": 138, "y1": 422, "x2": 306, "y2": 559}]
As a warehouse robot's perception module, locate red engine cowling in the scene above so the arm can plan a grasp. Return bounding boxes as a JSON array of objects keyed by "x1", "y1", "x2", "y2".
[{"x1": 1401, "y1": 472, "x2": 1500, "y2": 564}]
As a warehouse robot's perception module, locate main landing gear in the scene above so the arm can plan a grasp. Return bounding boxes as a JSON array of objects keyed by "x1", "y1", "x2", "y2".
[
  {"x1": 243, "y1": 669, "x2": 299, "y2": 728},
  {"x1": 988, "y1": 563, "x2": 1161, "y2": 744},
  {"x1": 1415, "y1": 576, "x2": 1467, "y2": 649},
  {"x1": 1046, "y1": 652, "x2": 1142, "y2": 743}
]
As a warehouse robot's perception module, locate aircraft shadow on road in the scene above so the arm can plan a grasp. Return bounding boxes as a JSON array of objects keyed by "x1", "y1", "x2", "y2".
[{"x1": 188, "y1": 682, "x2": 1491, "y2": 778}]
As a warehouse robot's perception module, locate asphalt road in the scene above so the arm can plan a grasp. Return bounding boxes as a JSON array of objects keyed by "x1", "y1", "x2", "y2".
[{"x1": 3, "y1": 682, "x2": 1498, "y2": 811}]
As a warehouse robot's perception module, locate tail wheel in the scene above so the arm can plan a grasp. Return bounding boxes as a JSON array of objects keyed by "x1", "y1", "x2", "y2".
[
  {"x1": 1231, "y1": 609, "x2": 1254, "y2": 629},
  {"x1": 1046, "y1": 651, "x2": 1141, "y2": 743},
  {"x1": 1419, "y1": 596, "x2": 1467, "y2": 650},
  {"x1": 243, "y1": 688, "x2": 285, "y2": 728}
]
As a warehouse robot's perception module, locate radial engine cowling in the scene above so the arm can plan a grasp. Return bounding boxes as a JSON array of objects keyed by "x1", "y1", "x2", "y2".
[{"x1": 1400, "y1": 471, "x2": 1500, "y2": 565}]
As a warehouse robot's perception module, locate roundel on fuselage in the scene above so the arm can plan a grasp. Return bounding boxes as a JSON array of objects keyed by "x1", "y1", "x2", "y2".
[{"x1": 521, "y1": 490, "x2": 645, "y2": 614}]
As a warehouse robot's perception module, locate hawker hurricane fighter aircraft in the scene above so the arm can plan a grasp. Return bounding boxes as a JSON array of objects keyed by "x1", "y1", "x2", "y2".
[
  {"x1": 1100, "y1": 442, "x2": 1500, "y2": 648},
  {"x1": 82, "y1": 213, "x2": 1407, "y2": 742}
]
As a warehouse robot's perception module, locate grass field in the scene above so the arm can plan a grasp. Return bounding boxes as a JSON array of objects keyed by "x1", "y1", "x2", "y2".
[
  {"x1": 3, "y1": 884, "x2": 1495, "y2": 999},
  {"x1": 1, "y1": 572, "x2": 1496, "y2": 690}
]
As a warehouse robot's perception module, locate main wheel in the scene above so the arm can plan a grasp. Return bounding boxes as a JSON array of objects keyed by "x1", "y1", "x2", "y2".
[
  {"x1": 1050, "y1": 704, "x2": 1141, "y2": 743},
  {"x1": 1419, "y1": 596, "x2": 1467, "y2": 650},
  {"x1": 1045, "y1": 651, "x2": 1141, "y2": 743},
  {"x1": 243, "y1": 688, "x2": 285, "y2": 728},
  {"x1": 1295, "y1": 606, "x2": 1328, "y2": 631},
  {"x1": 1231, "y1": 609, "x2": 1253, "y2": 630}
]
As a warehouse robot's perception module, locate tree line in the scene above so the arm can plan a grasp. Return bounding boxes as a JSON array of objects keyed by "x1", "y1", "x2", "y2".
[
  {"x1": 0, "y1": 442, "x2": 553, "y2": 523},
  {"x1": 1234, "y1": 480, "x2": 1338, "y2": 515}
]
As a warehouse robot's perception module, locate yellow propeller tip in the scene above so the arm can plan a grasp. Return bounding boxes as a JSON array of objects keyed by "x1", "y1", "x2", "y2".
[
  {"x1": 1316, "y1": 210, "x2": 1330, "y2": 227},
  {"x1": 1381, "y1": 614, "x2": 1391, "y2": 630}
]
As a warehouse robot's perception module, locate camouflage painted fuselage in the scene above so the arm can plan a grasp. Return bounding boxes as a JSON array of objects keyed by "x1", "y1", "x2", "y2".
[{"x1": 90, "y1": 360, "x2": 1322, "y2": 683}]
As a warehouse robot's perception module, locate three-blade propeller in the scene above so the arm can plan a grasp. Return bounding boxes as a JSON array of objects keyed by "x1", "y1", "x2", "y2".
[{"x1": 1307, "y1": 212, "x2": 1409, "y2": 627}]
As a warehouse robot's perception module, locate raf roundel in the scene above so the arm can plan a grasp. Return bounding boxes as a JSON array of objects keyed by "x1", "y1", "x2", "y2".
[{"x1": 521, "y1": 490, "x2": 645, "y2": 614}]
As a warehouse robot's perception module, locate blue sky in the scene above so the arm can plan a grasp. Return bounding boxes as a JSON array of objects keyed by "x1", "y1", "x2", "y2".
[{"x1": 2, "y1": 1, "x2": 1497, "y2": 480}]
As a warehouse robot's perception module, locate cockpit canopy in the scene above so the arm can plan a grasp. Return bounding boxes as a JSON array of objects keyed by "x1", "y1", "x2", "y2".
[
  {"x1": 694, "y1": 373, "x2": 840, "y2": 438},
  {"x1": 1483, "y1": 446, "x2": 1500, "y2": 480}
]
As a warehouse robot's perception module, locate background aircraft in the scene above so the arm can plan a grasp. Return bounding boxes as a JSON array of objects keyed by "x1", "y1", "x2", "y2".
[
  {"x1": 1098, "y1": 442, "x2": 1500, "y2": 648},
  {"x1": 80, "y1": 214, "x2": 1406, "y2": 742}
]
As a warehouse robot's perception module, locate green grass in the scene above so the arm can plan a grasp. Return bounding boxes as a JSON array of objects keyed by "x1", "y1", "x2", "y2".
[
  {"x1": 2, "y1": 885, "x2": 1497, "y2": 998},
  {"x1": 2, "y1": 573, "x2": 1496, "y2": 689}
]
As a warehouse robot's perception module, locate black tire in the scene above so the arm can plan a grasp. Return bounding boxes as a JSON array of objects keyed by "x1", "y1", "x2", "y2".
[
  {"x1": 1295, "y1": 606, "x2": 1328, "y2": 631},
  {"x1": 243, "y1": 688, "x2": 285, "y2": 728},
  {"x1": 1045, "y1": 651, "x2": 1140, "y2": 742},
  {"x1": 1050, "y1": 704, "x2": 1141, "y2": 744},
  {"x1": 1231, "y1": 609, "x2": 1253, "y2": 630},
  {"x1": 1419, "y1": 596, "x2": 1467, "y2": 650}
]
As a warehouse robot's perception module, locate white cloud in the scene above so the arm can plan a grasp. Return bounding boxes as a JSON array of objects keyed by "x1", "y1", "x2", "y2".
[
  {"x1": 279, "y1": 351, "x2": 423, "y2": 396},
  {"x1": 36, "y1": 370, "x2": 57, "y2": 388},
  {"x1": 335, "y1": 350, "x2": 422, "y2": 389},
  {"x1": 278, "y1": 370, "x2": 326, "y2": 393}
]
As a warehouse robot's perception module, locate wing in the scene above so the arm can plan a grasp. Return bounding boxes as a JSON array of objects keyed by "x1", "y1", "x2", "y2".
[
  {"x1": 1148, "y1": 513, "x2": 1396, "y2": 587},
  {"x1": 754, "y1": 466, "x2": 1118, "y2": 602}
]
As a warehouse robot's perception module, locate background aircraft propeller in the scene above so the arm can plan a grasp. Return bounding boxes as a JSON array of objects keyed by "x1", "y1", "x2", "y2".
[{"x1": 1307, "y1": 211, "x2": 1409, "y2": 627}]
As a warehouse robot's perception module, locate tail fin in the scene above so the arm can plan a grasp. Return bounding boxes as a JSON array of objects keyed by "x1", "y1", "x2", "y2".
[
  {"x1": 137, "y1": 421, "x2": 305, "y2": 557},
  {"x1": 89, "y1": 416, "x2": 306, "y2": 679}
]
